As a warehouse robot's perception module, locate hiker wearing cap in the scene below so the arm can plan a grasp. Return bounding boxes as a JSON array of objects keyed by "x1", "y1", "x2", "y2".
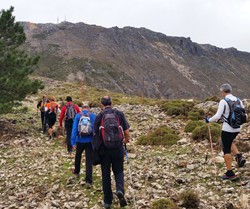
[
  {"x1": 71, "y1": 102, "x2": 96, "y2": 188},
  {"x1": 94, "y1": 96, "x2": 130, "y2": 209},
  {"x1": 206, "y1": 84, "x2": 247, "y2": 180},
  {"x1": 59, "y1": 96, "x2": 80, "y2": 154}
]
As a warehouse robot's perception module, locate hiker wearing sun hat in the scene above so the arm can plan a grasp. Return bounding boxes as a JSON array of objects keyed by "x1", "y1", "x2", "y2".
[{"x1": 205, "y1": 83, "x2": 247, "y2": 180}]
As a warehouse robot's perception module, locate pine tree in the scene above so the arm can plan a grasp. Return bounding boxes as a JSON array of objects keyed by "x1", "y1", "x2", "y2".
[{"x1": 0, "y1": 6, "x2": 42, "y2": 113}]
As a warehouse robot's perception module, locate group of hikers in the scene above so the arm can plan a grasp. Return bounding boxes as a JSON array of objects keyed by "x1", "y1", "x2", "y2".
[
  {"x1": 36, "y1": 83, "x2": 247, "y2": 209},
  {"x1": 37, "y1": 95, "x2": 129, "y2": 208}
]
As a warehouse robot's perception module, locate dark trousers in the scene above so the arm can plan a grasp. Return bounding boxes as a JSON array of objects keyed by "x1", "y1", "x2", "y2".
[
  {"x1": 65, "y1": 124, "x2": 73, "y2": 153},
  {"x1": 101, "y1": 146, "x2": 124, "y2": 204},
  {"x1": 41, "y1": 112, "x2": 46, "y2": 133},
  {"x1": 74, "y1": 142, "x2": 93, "y2": 183}
]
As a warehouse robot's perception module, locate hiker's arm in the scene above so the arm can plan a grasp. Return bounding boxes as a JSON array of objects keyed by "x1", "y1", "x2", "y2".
[
  {"x1": 71, "y1": 114, "x2": 79, "y2": 147},
  {"x1": 59, "y1": 106, "x2": 66, "y2": 127},
  {"x1": 94, "y1": 114, "x2": 101, "y2": 135},
  {"x1": 37, "y1": 101, "x2": 41, "y2": 109},
  {"x1": 209, "y1": 100, "x2": 225, "y2": 122},
  {"x1": 123, "y1": 129, "x2": 130, "y2": 144},
  {"x1": 75, "y1": 105, "x2": 81, "y2": 113}
]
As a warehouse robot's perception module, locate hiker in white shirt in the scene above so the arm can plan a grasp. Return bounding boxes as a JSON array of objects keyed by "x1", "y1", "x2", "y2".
[{"x1": 206, "y1": 84, "x2": 246, "y2": 180}]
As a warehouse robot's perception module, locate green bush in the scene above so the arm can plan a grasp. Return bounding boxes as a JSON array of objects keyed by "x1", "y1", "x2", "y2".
[
  {"x1": 187, "y1": 109, "x2": 205, "y2": 120},
  {"x1": 161, "y1": 100, "x2": 195, "y2": 117},
  {"x1": 151, "y1": 198, "x2": 178, "y2": 209},
  {"x1": 192, "y1": 124, "x2": 221, "y2": 142},
  {"x1": 184, "y1": 121, "x2": 203, "y2": 133},
  {"x1": 137, "y1": 126, "x2": 180, "y2": 146},
  {"x1": 204, "y1": 95, "x2": 221, "y2": 102},
  {"x1": 180, "y1": 190, "x2": 200, "y2": 209}
]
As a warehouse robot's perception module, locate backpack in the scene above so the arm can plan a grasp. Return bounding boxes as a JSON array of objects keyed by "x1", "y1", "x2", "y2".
[
  {"x1": 65, "y1": 104, "x2": 76, "y2": 121},
  {"x1": 224, "y1": 98, "x2": 247, "y2": 129},
  {"x1": 50, "y1": 102, "x2": 58, "y2": 114},
  {"x1": 78, "y1": 112, "x2": 93, "y2": 137},
  {"x1": 100, "y1": 110, "x2": 124, "y2": 149}
]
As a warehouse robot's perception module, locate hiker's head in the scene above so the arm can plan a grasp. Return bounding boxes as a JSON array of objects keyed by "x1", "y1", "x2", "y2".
[
  {"x1": 220, "y1": 83, "x2": 232, "y2": 97},
  {"x1": 66, "y1": 96, "x2": 72, "y2": 102},
  {"x1": 82, "y1": 102, "x2": 90, "y2": 110},
  {"x1": 101, "y1": 96, "x2": 112, "y2": 109},
  {"x1": 50, "y1": 96, "x2": 55, "y2": 102}
]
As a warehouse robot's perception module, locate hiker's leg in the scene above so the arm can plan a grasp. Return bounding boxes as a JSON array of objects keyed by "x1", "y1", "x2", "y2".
[
  {"x1": 41, "y1": 112, "x2": 44, "y2": 128},
  {"x1": 74, "y1": 142, "x2": 84, "y2": 174},
  {"x1": 65, "y1": 124, "x2": 73, "y2": 153},
  {"x1": 231, "y1": 143, "x2": 239, "y2": 155},
  {"x1": 221, "y1": 131, "x2": 234, "y2": 171},
  {"x1": 224, "y1": 154, "x2": 233, "y2": 170},
  {"x1": 112, "y1": 147, "x2": 124, "y2": 194},
  {"x1": 101, "y1": 153, "x2": 113, "y2": 204},
  {"x1": 84, "y1": 142, "x2": 93, "y2": 183}
]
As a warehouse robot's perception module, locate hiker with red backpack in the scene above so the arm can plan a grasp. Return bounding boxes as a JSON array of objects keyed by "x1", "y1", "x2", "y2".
[
  {"x1": 206, "y1": 84, "x2": 247, "y2": 180},
  {"x1": 59, "y1": 96, "x2": 80, "y2": 154},
  {"x1": 71, "y1": 102, "x2": 96, "y2": 188},
  {"x1": 94, "y1": 96, "x2": 130, "y2": 209}
]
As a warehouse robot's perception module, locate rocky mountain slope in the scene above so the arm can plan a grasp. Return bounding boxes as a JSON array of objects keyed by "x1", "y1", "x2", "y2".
[
  {"x1": 21, "y1": 21, "x2": 250, "y2": 99},
  {"x1": 0, "y1": 78, "x2": 249, "y2": 209}
]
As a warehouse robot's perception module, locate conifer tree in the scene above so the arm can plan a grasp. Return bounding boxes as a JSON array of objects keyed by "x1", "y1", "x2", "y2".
[{"x1": 0, "y1": 7, "x2": 42, "y2": 113}]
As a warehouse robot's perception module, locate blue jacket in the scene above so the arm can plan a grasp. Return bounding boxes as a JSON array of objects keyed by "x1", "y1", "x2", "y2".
[{"x1": 71, "y1": 110, "x2": 96, "y2": 146}]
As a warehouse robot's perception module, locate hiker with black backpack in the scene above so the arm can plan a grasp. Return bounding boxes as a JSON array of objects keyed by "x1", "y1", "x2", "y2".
[
  {"x1": 45, "y1": 97, "x2": 59, "y2": 140},
  {"x1": 71, "y1": 102, "x2": 96, "y2": 188},
  {"x1": 94, "y1": 96, "x2": 130, "y2": 209},
  {"x1": 206, "y1": 84, "x2": 247, "y2": 180},
  {"x1": 59, "y1": 96, "x2": 80, "y2": 155}
]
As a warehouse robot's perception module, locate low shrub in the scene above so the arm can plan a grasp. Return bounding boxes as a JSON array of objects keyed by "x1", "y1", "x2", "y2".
[
  {"x1": 179, "y1": 190, "x2": 200, "y2": 209},
  {"x1": 137, "y1": 126, "x2": 180, "y2": 146},
  {"x1": 188, "y1": 109, "x2": 205, "y2": 120},
  {"x1": 89, "y1": 101, "x2": 100, "y2": 108},
  {"x1": 161, "y1": 100, "x2": 195, "y2": 117},
  {"x1": 184, "y1": 121, "x2": 203, "y2": 133},
  {"x1": 192, "y1": 124, "x2": 221, "y2": 142},
  {"x1": 151, "y1": 198, "x2": 178, "y2": 209},
  {"x1": 204, "y1": 95, "x2": 221, "y2": 102}
]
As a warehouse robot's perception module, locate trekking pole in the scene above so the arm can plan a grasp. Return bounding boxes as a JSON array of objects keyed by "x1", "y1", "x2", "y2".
[
  {"x1": 207, "y1": 124, "x2": 217, "y2": 174},
  {"x1": 124, "y1": 144, "x2": 137, "y2": 209}
]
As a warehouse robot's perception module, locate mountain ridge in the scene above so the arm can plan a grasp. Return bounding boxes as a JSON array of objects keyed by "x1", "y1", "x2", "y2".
[{"x1": 21, "y1": 21, "x2": 250, "y2": 99}]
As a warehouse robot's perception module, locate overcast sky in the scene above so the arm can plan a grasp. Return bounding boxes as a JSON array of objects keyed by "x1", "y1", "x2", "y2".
[{"x1": 2, "y1": 0, "x2": 250, "y2": 52}]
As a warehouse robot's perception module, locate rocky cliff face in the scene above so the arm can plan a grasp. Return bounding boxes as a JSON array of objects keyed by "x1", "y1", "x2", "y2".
[{"x1": 22, "y1": 21, "x2": 250, "y2": 99}]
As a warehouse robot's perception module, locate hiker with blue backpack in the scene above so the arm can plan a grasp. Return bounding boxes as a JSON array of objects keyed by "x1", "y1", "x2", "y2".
[
  {"x1": 206, "y1": 83, "x2": 247, "y2": 180},
  {"x1": 94, "y1": 96, "x2": 130, "y2": 209},
  {"x1": 71, "y1": 102, "x2": 96, "y2": 188}
]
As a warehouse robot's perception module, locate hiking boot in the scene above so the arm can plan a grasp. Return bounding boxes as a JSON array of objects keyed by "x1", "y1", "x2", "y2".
[
  {"x1": 103, "y1": 203, "x2": 111, "y2": 209},
  {"x1": 86, "y1": 182, "x2": 92, "y2": 189},
  {"x1": 52, "y1": 131, "x2": 56, "y2": 138},
  {"x1": 221, "y1": 170, "x2": 238, "y2": 181},
  {"x1": 235, "y1": 154, "x2": 246, "y2": 168},
  {"x1": 72, "y1": 169, "x2": 80, "y2": 178},
  {"x1": 116, "y1": 191, "x2": 127, "y2": 207}
]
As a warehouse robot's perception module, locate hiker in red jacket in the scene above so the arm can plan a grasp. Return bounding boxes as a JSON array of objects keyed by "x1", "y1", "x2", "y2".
[{"x1": 59, "y1": 96, "x2": 80, "y2": 154}]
